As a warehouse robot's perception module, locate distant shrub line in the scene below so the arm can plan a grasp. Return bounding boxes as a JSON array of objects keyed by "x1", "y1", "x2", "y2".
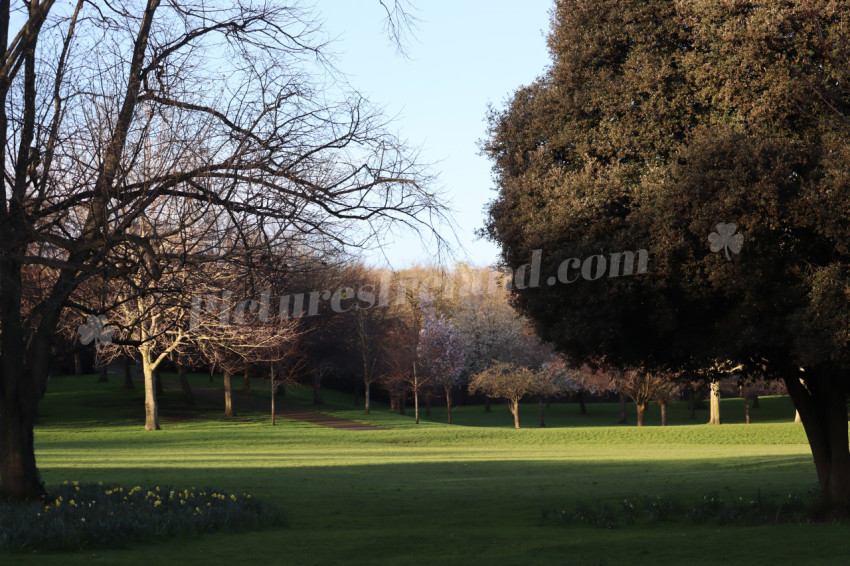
[
  {"x1": 0, "y1": 481, "x2": 286, "y2": 552},
  {"x1": 541, "y1": 491, "x2": 835, "y2": 529}
]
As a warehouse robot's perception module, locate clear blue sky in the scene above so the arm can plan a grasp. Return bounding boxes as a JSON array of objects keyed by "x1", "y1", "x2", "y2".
[{"x1": 317, "y1": 1, "x2": 554, "y2": 269}]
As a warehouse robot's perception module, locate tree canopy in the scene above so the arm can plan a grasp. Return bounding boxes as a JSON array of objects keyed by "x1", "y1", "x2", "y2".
[{"x1": 483, "y1": 0, "x2": 850, "y2": 508}]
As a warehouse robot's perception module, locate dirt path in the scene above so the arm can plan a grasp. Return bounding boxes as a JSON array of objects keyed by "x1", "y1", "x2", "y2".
[{"x1": 158, "y1": 377, "x2": 386, "y2": 430}]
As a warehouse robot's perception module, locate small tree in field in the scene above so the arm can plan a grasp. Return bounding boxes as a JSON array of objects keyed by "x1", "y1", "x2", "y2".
[
  {"x1": 533, "y1": 357, "x2": 574, "y2": 428},
  {"x1": 417, "y1": 295, "x2": 466, "y2": 424},
  {"x1": 609, "y1": 368, "x2": 678, "y2": 427},
  {"x1": 468, "y1": 362, "x2": 537, "y2": 429}
]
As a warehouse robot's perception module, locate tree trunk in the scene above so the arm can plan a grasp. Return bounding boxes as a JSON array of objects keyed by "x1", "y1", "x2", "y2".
[
  {"x1": 0, "y1": 385, "x2": 46, "y2": 500},
  {"x1": 414, "y1": 385, "x2": 420, "y2": 424},
  {"x1": 364, "y1": 381, "x2": 371, "y2": 415},
  {"x1": 270, "y1": 363, "x2": 276, "y2": 426},
  {"x1": 178, "y1": 366, "x2": 194, "y2": 407},
  {"x1": 636, "y1": 402, "x2": 646, "y2": 427},
  {"x1": 312, "y1": 371, "x2": 323, "y2": 405},
  {"x1": 709, "y1": 381, "x2": 721, "y2": 425},
  {"x1": 744, "y1": 397, "x2": 751, "y2": 424},
  {"x1": 154, "y1": 369, "x2": 164, "y2": 397},
  {"x1": 123, "y1": 358, "x2": 134, "y2": 389},
  {"x1": 538, "y1": 397, "x2": 545, "y2": 428},
  {"x1": 73, "y1": 352, "x2": 83, "y2": 376},
  {"x1": 0, "y1": 260, "x2": 52, "y2": 499},
  {"x1": 510, "y1": 399, "x2": 520, "y2": 429},
  {"x1": 688, "y1": 387, "x2": 696, "y2": 419},
  {"x1": 270, "y1": 380, "x2": 276, "y2": 426},
  {"x1": 445, "y1": 386, "x2": 452, "y2": 425},
  {"x1": 97, "y1": 364, "x2": 108, "y2": 383},
  {"x1": 223, "y1": 370, "x2": 236, "y2": 417},
  {"x1": 659, "y1": 401, "x2": 667, "y2": 426},
  {"x1": 618, "y1": 393, "x2": 627, "y2": 424},
  {"x1": 242, "y1": 371, "x2": 250, "y2": 391},
  {"x1": 142, "y1": 353, "x2": 160, "y2": 431},
  {"x1": 784, "y1": 372, "x2": 850, "y2": 510}
]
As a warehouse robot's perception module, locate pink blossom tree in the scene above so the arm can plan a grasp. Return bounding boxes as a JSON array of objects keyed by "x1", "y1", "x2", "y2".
[{"x1": 417, "y1": 295, "x2": 466, "y2": 424}]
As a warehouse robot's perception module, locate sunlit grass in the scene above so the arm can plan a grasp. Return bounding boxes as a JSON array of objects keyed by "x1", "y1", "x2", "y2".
[{"x1": 11, "y1": 375, "x2": 847, "y2": 565}]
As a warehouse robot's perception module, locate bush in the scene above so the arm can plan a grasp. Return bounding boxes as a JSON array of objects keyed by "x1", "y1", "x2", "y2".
[
  {"x1": 0, "y1": 481, "x2": 286, "y2": 552},
  {"x1": 550, "y1": 491, "x2": 812, "y2": 529}
]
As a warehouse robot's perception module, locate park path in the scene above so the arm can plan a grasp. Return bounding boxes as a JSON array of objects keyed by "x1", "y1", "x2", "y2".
[{"x1": 158, "y1": 377, "x2": 386, "y2": 431}]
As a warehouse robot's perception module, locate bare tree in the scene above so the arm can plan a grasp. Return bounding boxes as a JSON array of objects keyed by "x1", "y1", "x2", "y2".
[{"x1": 0, "y1": 1, "x2": 446, "y2": 499}]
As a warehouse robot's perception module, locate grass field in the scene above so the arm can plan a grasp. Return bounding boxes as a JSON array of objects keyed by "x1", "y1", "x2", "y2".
[{"x1": 10, "y1": 374, "x2": 849, "y2": 565}]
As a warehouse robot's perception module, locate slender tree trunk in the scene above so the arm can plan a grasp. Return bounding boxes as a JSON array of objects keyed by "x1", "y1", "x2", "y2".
[
  {"x1": 636, "y1": 402, "x2": 647, "y2": 427},
  {"x1": 688, "y1": 387, "x2": 696, "y2": 419},
  {"x1": 364, "y1": 381, "x2": 371, "y2": 415},
  {"x1": 242, "y1": 370, "x2": 250, "y2": 391},
  {"x1": 73, "y1": 352, "x2": 83, "y2": 376},
  {"x1": 538, "y1": 397, "x2": 545, "y2": 428},
  {"x1": 141, "y1": 350, "x2": 160, "y2": 431},
  {"x1": 123, "y1": 358, "x2": 134, "y2": 389},
  {"x1": 270, "y1": 363, "x2": 276, "y2": 426},
  {"x1": 744, "y1": 397, "x2": 751, "y2": 424},
  {"x1": 709, "y1": 381, "x2": 721, "y2": 425},
  {"x1": 414, "y1": 383, "x2": 420, "y2": 424},
  {"x1": 178, "y1": 366, "x2": 194, "y2": 407},
  {"x1": 510, "y1": 399, "x2": 520, "y2": 428},
  {"x1": 445, "y1": 386, "x2": 452, "y2": 425},
  {"x1": 223, "y1": 370, "x2": 235, "y2": 417},
  {"x1": 659, "y1": 401, "x2": 667, "y2": 426},
  {"x1": 618, "y1": 393, "x2": 627, "y2": 424},
  {"x1": 97, "y1": 364, "x2": 108, "y2": 383},
  {"x1": 390, "y1": 395, "x2": 398, "y2": 411}
]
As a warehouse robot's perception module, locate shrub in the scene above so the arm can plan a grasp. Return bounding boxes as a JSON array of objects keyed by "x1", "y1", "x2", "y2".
[
  {"x1": 0, "y1": 481, "x2": 286, "y2": 552},
  {"x1": 553, "y1": 491, "x2": 812, "y2": 528}
]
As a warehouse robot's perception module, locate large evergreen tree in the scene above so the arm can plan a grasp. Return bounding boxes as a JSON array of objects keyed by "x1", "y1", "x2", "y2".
[{"x1": 483, "y1": 0, "x2": 850, "y2": 509}]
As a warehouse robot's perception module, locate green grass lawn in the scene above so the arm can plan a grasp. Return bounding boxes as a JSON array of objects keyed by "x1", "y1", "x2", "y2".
[{"x1": 12, "y1": 374, "x2": 848, "y2": 565}]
